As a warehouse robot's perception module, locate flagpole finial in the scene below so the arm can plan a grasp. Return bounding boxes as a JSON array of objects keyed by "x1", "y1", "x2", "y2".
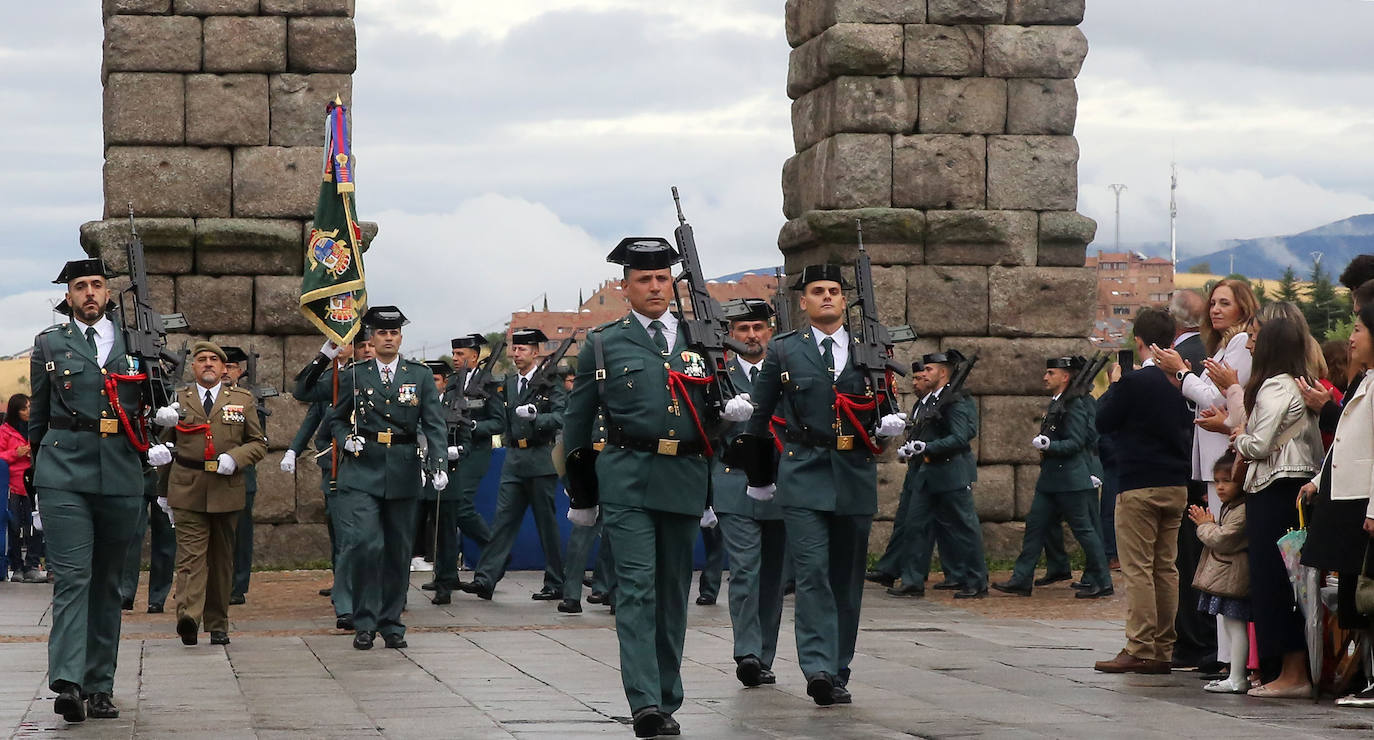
[{"x1": 333, "y1": 94, "x2": 343, "y2": 105}]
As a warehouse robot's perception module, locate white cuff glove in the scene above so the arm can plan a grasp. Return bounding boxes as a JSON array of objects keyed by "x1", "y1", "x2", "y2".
[
  {"x1": 1090, "y1": 475, "x2": 1102, "y2": 488},
  {"x1": 153, "y1": 403, "x2": 181, "y2": 427},
  {"x1": 1032, "y1": 435, "x2": 1050, "y2": 451},
  {"x1": 433, "y1": 470, "x2": 449, "y2": 492},
  {"x1": 31, "y1": 509, "x2": 43, "y2": 532},
  {"x1": 447, "y1": 445, "x2": 463, "y2": 461},
  {"x1": 320, "y1": 340, "x2": 340, "y2": 359},
  {"x1": 343, "y1": 435, "x2": 365, "y2": 453},
  {"x1": 877, "y1": 412, "x2": 908, "y2": 438},
  {"x1": 516, "y1": 404, "x2": 538, "y2": 420},
  {"x1": 280, "y1": 449, "x2": 297, "y2": 472},
  {"x1": 215, "y1": 453, "x2": 236, "y2": 476},
  {"x1": 568, "y1": 505, "x2": 599, "y2": 527},
  {"x1": 147, "y1": 443, "x2": 173, "y2": 466},
  {"x1": 896, "y1": 440, "x2": 923, "y2": 462},
  {"x1": 746, "y1": 484, "x2": 776, "y2": 502},
  {"x1": 721, "y1": 393, "x2": 754, "y2": 423},
  {"x1": 700, "y1": 507, "x2": 718, "y2": 529},
  {"x1": 157, "y1": 496, "x2": 174, "y2": 527}
]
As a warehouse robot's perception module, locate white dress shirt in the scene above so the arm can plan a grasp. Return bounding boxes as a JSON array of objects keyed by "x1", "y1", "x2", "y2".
[
  {"x1": 376, "y1": 357, "x2": 400, "y2": 384},
  {"x1": 632, "y1": 310, "x2": 679, "y2": 353},
  {"x1": 197, "y1": 382, "x2": 222, "y2": 413},
  {"x1": 75, "y1": 316, "x2": 116, "y2": 366},
  {"x1": 736, "y1": 356, "x2": 764, "y2": 380},
  {"x1": 517, "y1": 365, "x2": 538, "y2": 395},
  {"x1": 812, "y1": 325, "x2": 849, "y2": 380}
]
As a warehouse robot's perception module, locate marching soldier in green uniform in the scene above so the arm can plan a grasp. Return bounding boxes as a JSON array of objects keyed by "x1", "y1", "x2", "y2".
[
  {"x1": 558, "y1": 390, "x2": 611, "y2": 615},
  {"x1": 220, "y1": 345, "x2": 267, "y2": 606},
  {"x1": 742, "y1": 264, "x2": 909, "y2": 706},
  {"x1": 416, "y1": 359, "x2": 469, "y2": 603},
  {"x1": 119, "y1": 466, "x2": 175, "y2": 613},
  {"x1": 318, "y1": 306, "x2": 448, "y2": 649},
  {"x1": 30, "y1": 258, "x2": 181, "y2": 722},
  {"x1": 460, "y1": 329, "x2": 565, "y2": 601},
  {"x1": 993, "y1": 357, "x2": 1114, "y2": 599},
  {"x1": 694, "y1": 511, "x2": 725, "y2": 606},
  {"x1": 713, "y1": 298, "x2": 787, "y2": 687},
  {"x1": 890, "y1": 350, "x2": 987, "y2": 599},
  {"x1": 563, "y1": 238, "x2": 752, "y2": 738}
]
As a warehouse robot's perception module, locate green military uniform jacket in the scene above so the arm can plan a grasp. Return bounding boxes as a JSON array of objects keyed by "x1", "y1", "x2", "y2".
[
  {"x1": 501, "y1": 367, "x2": 566, "y2": 479},
  {"x1": 420, "y1": 376, "x2": 476, "y2": 502},
  {"x1": 712, "y1": 359, "x2": 782, "y2": 520},
  {"x1": 163, "y1": 383, "x2": 267, "y2": 513},
  {"x1": 563, "y1": 313, "x2": 712, "y2": 517},
  {"x1": 29, "y1": 319, "x2": 146, "y2": 496},
  {"x1": 746, "y1": 328, "x2": 880, "y2": 516},
  {"x1": 1038, "y1": 394, "x2": 1096, "y2": 492},
  {"x1": 330, "y1": 358, "x2": 447, "y2": 499},
  {"x1": 909, "y1": 391, "x2": 978, "y2": 494}
]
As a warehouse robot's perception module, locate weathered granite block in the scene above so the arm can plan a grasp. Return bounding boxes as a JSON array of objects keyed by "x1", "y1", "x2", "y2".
[
  {"x1": 253, "y1": 522, "x2": 330, "y2": 567},
  {"x1": 81, "y1": 218, "x2": 196, "y2": 275},
  {"x1": 295, "y1": 460, "x2": 325, "y2": 524},
  {"x1": 973, "y1": 464, "x2": 1014, "y2": 522},
  {"x1": 925, "y1": 210, "x2": 1035, "y2": 267},
  {"x1": 254, "y1": 275, "x2": 316, "y2": 333},
  {"x1": 941, "y1": 336, "x2": 1092, "y2": 395},
  {"x1": 206, "y1": 332, "x2": 285, "y2": 391},
  {"x1": 928, "y1": 0, "x2": 1006, "y2": 24},
  {"x1": 186, "y1": 74, "x2": 269, "y2": 146},
  {"x1": 892, "y1": 134, "x2": 986, "y2": 210},
  {"x1": 904, "y1": 24, "x2": 982, "y2": 77},
  {"x1": 873, "y1": 265, "x2": 908, "y2": 327},
  {"x1": 988, "y1": 266, "x2": 1095, "y2": 337},
  {"x1": 788, "y1": 23, "x2": 904, "y2": 99},
  {"x1": 262, "y1": 0, "x2": 353, "y2": 16},
  {"x1": 175, "y1": 275, "x2": 253, "y2": 333},
  {"x1": 254, "y1": 450, "x2": 296, "y2": 522},
  {"x1": 174, "y1": 0, "x2": 260, "y2": 14},
  {"x1": 786, "y1": 0, "x2": 927, "y2": 47},
  {"x1": 919, "y1": 77, "x2": 1005, "y2": 135},
  {"x1": 1014, "y1": 463, "x2": 1039, "y2": 518},
  {"x1": 269, "y1": 73, "x2": 352, "y2": 146},
  {"x1": 981, "y1": 521, "x2": 1025, "y2": 560},
  {"x1": 791, "y1": 76, "x2": 918, "y2": 153},
  {"x1": 196, "y1": 218, "x2": 302, "y2": 275},
  {"x1": 779, "y1": 207, "x2": 926, "y2": 250},
  {"x1": 877, "y1": 461, "x2": 906, "y2": 519},
  {"x1": 986, "y1": 135, "x2": 1078, "y2": 210},
  {"x1": 263, "y1": 392, "x2": 308, "y2": 451},
  {"x1": 104, "y1": 73, "x2": 185, "y2": 146},
  {"x1": 868, "y1": 520, "x2": 893, "y2": 556},
  {"x1": 1037, "y1": 211, "x2": 1096, "y2": 267},
  {"x1": 1007, "y1": 79, "x2": 1077, "y2": 135},
  {"x1": 104, "y1": 147, "x2": 232, "y2": 218},
  {"x1": 284, "y1": 334, "x2": 328, "y2": 392},
  {"x1": 1007, "y1": 0, "x2": 1085, "y2": 25},
  {"x1": 107, "y1": 275, "x2": 176, "y2": 318},
  {"x1": 203, "y1": 16, "x2": 287, "y2": 73},
  {"x1": 233, "y1": 146, "x2": 321, "y2": 218},
  {"x1": 978, "y1": 395, "x2": 1045, "y2": 464},
  {"x1": 104, "y1": 15, "x2": 201, "y2": 73},
  {"x1": 904, "y1": 265, "x2": 988, "y2": 337},
  {"x1": 105, "y1": 0, "x2": 172, "y2": 14},
  {"x1": 783, "y1": 134, "x2": 892, "y2": 217},
  {"x1": 287, "y1": 17, "x2": 357, "y2": 73},
  {"x1": 984, "y1": 25, "x2": 1089, "y2": 79}
]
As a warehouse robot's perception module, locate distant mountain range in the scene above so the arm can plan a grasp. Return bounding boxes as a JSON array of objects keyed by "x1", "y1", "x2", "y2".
[{"x1": 1173, "y1": 214, "x2": 1374, "y2": 280}]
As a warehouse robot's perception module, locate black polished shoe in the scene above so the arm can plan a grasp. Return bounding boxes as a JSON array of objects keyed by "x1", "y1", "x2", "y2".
[
  {"x1": 932, "y1": 580, "x2": 962, "y2": 591},
  {"x1": 86, "y1": 691, "x2": 119, "y2": 719},
  {"x1": 583, "y1": 576, "x2": 594, "y2": 587},
  {"x1": 864, "y1": 570, "x2": 896, "y2": 588},
  {"x1": 954, "y1": 586, "x2": 988, "y2": 599},
  {"x1": 431, "y1": 588, "x2": 452, "y2": 606},
  {"x1": 1070, "y1": 580, "x2": 1092, "y2": 591},
  {"x1": 421, "y1": 581, "x2": 437, "y2": 591},
  {"x1": 319, "y1": 587, "x2": 332, "y2": 597},
  {"x1": 631, "y1": 705, "x2": 664, "y2": 738},
  {"x1": 459, "y1": 580, "x2": 494, "y2": 600},
  {"x1": 1034, "y1": 572, "x2": 1072, "y2": 587},
  {"x1": 121, "y1": 598, "x2": 134, "y2": 611},
  {"x1": 176, "y1": 615, "x2": 199, "y2": 646},
  {"x1": 353, "y1": 631, "x2": 375, "y2": 650},
  {"x1": 531, "y1": 588, "x2": 560, "y2": 601},
  {"x1": 885, "y1": 584, "x2": 924, "y2": 598},
  {"x1": 783, "y1": 581, "x2": 796, "y2": 596},
  {"x1": 210, "y1": 631, "x2": 230, "y2": 646},
  {"x1": 659, "y1": 712, "x2": 681, "y2": 735},
  {"x1": 229, "y1": 594, "x2": 245, "y2": 606},
  {"x1": 736, "y1": 655, "x2": 763, "y2": 687},
  {"x1": 53, "y1": 684, "x2": 86, "y2": 723},
  {"x1": 336, "y1": 615, "x2": 354, "y2": 631},
  {"x1": 608, "y1": 602, "x2": 616, "y2": 616},
  {"x1": 557, "y1": 598, "x2": 582, "y2": 614},
  {"x1": 831, "y1": 685, "x2": 853, "y2": 704},
  {"x1": 991, "y1": 581, "x2": 1032, "y2": 597},
  {"x1": 695, "y1": 594, "x2": 716, "y2": 606},
  {"x1": 383, "y1": 633, "x2": 407, "y2": 649},
  {"x1": 147, "y1": 603, "x2": 164, "y2": 614},
  {"x1": 759, "y1": 668, "x2": 776, "y2": 684},
  {"x1": 1075, "y1": 585, "x2": 1115, "y2": 599},
  {"x1": 587, "y1": 591, "x2": 608, "y2": 605},
  {"x1": 807, "y1": 673, "x2": 836, "y2": 706}
]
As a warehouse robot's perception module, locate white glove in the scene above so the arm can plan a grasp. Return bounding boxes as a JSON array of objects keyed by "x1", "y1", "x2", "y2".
[
  {"x1": 153, "y1": 403, "x2": 181, "y2": 427},
  {"x1": 320, "y1": 340, "x2": 340, "y2": 359},
  {"x1": 280, "y1": 449, "x2": 297, "y2": 472},
  {"x1": 515, "y1": 404, "x2": 538, "y2": 420},
  {"x1": 721, "y1": 393, "x2": 755, "y2": 423},
  {"x1": 877, "y1": 412, "x2": 908, "y2": 438},
  {"x1": 896, "y1": 440, "x2": 923, "y2": 462},
  {"x1": 147, "y1": 443, "x2": 173, "y2": 466},
  {"x1": 568, "y1": 506, "x2": 599, "y2": 527},
  {"x1": 215, "y1": 453, "x2": 236, "y2": 476},
  {"x1": 446, "y1": 445, "x2": 463, "y2": 461},
  {"x1": 157, "y1": 496, "x2": 174, "y2": 527},
  {"x1": 343, "y1": 435, "x2": 365, "y2": 453},
  {"x1": 433, "y1": 470, "x2": 449, "y2": 492},
  {"x1": 31, "y1": 509, "x2": 43, "y2": 532},
  {"x1": 746, "y1": 484, "x2": 776, "y2": 501},
  {"x1": 1090, "y1": 475, "x2": 1102, "y2": 488},
  {"x1": 700, "y1": 507, "x2": 718, "y2": 529},
  {"x1": 1032, "y1": 435, "x2": 1051, "y2": 451}
]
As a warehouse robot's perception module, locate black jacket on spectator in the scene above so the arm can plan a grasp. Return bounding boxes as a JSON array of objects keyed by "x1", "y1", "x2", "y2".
[{"x1": 1095, "y1": 363, "x2": 1194, "y2": 491}]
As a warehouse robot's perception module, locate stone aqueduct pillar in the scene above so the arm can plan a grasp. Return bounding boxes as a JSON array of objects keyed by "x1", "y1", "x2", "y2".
[
  {"x1": 780, "y1": 0, "x2": 1098, "y2": 555},
  {"x1": 84, "y1": 0, "x2": 371, "y2": 565}
]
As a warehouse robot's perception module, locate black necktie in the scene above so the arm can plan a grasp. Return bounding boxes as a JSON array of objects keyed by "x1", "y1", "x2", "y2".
[
  {"x1": 821, "y1": 337, "x2": 835, "y2": 376},
  {"x1": 519, "y1": 377, "x2": 528, "y2": 396},
  {"x1": 85, "y1": 326, "x2": 98, "y2": 359},
  {"x1": 203, "y1": 391, "x2": 214, "y2": 416},
  {"x1": 749, "y1": 366, "x2": 759, "y2": 385},
  {"x1": 649, "y1": 320, "x2": 668, "y2": 355}
]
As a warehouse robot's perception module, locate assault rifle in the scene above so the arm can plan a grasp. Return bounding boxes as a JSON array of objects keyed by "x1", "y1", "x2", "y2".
[
  {"x1": 906, "y1": 354, "x2": 979, "y2": 444},
  {"x1": 849, "y1": 220, "x2": 916, "y2": 417},
  {"x1": 245, "y1": 350, "x2": 278, "y2": 423},
  {"x1": 1039, "y1": 352, "x2": 1110, "y2": 436},
  {"x1": 670, "y1": 187, "x2": 748, "y2": 410},
  {"x1": 530, "y1": 337, "x2": 576, "y2": 396},
  {"x1": 771, "y1": 267, "x2": 793, "y2": 334},
  {"x1": 116, "y1": 205, "x2": 188, "y2": 413},
  {"x1": 441, "y1": 366, "x2": 473, "y2": 448},
  {"x1": 466, "y1": 337, "x2": 505, "y2": 400}
]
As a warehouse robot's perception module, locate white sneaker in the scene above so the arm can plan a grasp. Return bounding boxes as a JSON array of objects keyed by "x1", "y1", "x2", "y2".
[
  {"x1": 410, "y1": 557, "x2": 434, "y2": 572},
  {"x1": 1336, "y1": 686, "x2": 1374, "y2": 707},
  {"x1": 1204, "y1": 678, "x2": 1249, "y2": 694}
]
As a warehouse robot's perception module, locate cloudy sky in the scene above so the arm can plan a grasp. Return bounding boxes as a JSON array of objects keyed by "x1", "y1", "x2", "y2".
[{"x1": 3, "y1": 0, "x2": 1374, "y2": 354}]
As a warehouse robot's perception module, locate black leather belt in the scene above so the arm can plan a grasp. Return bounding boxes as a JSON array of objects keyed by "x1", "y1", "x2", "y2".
[
  {"x1": 373, "y1": 430, "x2": 417, "y2": 446},
  {"x1": 783, "y1": 426, "x2": 859, "y2": 451},
  {"x1": 511, "y1": 433, "x2": 554, "y2": 449},
  {"x1": 49, "y1": 416, "x2": 117, "y2": 434},
  {"x1": 606, "y1": 428, "x2": 705, "y2": 457},
  {"x1": 175, "y1": 456, "x2": 220, "y2": 472}
]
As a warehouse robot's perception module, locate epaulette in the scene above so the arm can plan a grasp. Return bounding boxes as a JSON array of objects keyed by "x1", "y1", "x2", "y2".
[
  {"x1": 591, "y1": 319, "x2": 619, "y2": 333},
  {"x1": 771, "y1": 330, "x2": 797, "y2": 342},
  {"x1": 39, "y1": 323, "x2": 63, "y2": 335}
]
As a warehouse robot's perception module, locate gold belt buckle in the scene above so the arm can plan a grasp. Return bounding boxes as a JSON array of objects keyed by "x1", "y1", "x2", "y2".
[
  {"x1": 657, "y1": 439, "x2": 679, "y2": 456},
  {"x1": 517, "y1": 439, "x2": 529, "y2": 449},
  {"x1": 593, "y1": 441, "x2": 606, "y2": 452},
  {"x1": 204, "y1": 460, "x2": 219, "y2": 472},
  {"x1": 836, "y1": 435, "x2": 855, "y2": 451},
  {"x1": 377, "y1": 430, "x2": 393, "y2": 446},
  {"x1": 100, "y1": 418, "x2": 119, "y2": 434}
]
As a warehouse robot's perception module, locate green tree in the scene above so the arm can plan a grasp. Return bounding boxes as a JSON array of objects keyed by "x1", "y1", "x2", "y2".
[
  {"x1": 1275, "y1": 266, "x2": 1303, "y2": 304},
  {"x1": 1303, "y1": 260, "x2": 1343, "y2": 337},
  {"x1": 1188, "y1": 262, "x2": 1212, "y2": 274},
  {"x1": 1326, "y1": 316, "x2": 1356, "y2": 343},
  {"x1": 1253, "y1": 282, "x2": 1270, "y2": 306}
]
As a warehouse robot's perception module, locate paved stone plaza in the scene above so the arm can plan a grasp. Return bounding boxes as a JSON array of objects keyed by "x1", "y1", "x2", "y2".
[{"x1": 2, "y1": 571, "x2": 1371, "y2": 739}]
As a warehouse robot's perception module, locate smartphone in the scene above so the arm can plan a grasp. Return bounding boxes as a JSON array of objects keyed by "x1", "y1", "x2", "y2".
[{"x1": 1117, "y1": 349, "x2": 1133, "y2": 373}]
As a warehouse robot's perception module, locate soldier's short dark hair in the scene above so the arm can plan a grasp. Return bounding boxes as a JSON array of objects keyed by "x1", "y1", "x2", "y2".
[
  {"x1": 1339, "y1": 255, "x2": 1374, "y2": 292},
  {"x1": 1132, "y1": 306, "x2": 1175, "y2": 349}
]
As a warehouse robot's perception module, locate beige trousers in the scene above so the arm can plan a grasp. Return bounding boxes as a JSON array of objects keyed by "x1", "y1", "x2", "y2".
[
  {"x1": 1115, "y1": 485, "x2": 1187, "y2": 662},
  {"x1": 173, "y1": 509, "x2": 239, "y2": 633}
]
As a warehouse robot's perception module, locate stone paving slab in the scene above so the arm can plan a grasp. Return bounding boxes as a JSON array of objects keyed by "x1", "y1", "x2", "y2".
[{"x1": 3, "y1": 571, "x2": 1374, "y2": 738}]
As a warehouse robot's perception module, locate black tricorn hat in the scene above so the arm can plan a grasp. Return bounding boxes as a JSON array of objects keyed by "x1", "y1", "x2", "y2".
[
  {"x1": 53, "y1": 258, "x2": 112, "y2": 285},
  {"x1": 1046, "y1": 355, "x2": 1086, "y2": 370},
  {"x1": 423, "y1": 359, "x2": 451, "y2": 376},
  {"x1": 607, "y1": 237, "x2": 681, "y2": 270},
  {"x1": 910, "y1": 360, "x2": 925, "y2": 374},
  {"x1": 511, "y1": 328, "x2": 549, "y2": 346},
  {"x1": 790, "y1": 264, "x2": 851, "y2": 291},
  {"x1": 723, "y1": 298, "x2": 775, "y2": 322},
  {"x1": 352, "y1": 326, "x2": 372, "y2": 345},
  {"x1": 221, "y1": 346, "x2": 250, "y2": 364},
  {"x1": 451, "y1": 333, "x2": 487, "y2": 350},
  {"x1": 362, "y1": 305, "x2": 408, "y2": 329},
  {"x1": 923, "y1": 348, "x2": 965, "y2": 366}
]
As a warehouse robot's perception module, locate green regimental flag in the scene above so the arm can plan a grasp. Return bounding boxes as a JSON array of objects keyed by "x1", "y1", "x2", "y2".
[{"x1": 300, "y1": 99, "x2": 367, "y2": 345}]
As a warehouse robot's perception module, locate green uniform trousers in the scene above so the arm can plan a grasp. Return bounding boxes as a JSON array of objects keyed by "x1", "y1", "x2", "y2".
[
  {"x1": 696, "y1": 525, "x2": 725, "y2": 601},
  {"x1": 784, "y1": 507, "x2": 871, "y2": 685},
  {"x1": 454, "y1": 449, "x2": 495, "y2": 547},
  {"x1": 321, "y1": 472, "x2": 353, "y2": 618},
  {"x1": 898, "y1": 485, "x2": 987, "y2": 591},
  {"x1": 718, "y1": 514, "x2": 786, "y2": 668},
  {"x1": 474, "y1": 473, "x2": 562, "y2": 592},
  {"x1": 592, "y1": 531, "x2": 617, "y2": 598},
  {"x1": 119, "y1": 497, "x2": 176, "y2": 609},
  {"x1": 1011, "y1": 487, "x2": 1111, "y2": 590},
  {"x1": 38, "y1": 487, "x2": 141, "y2": 693},
  {"x1": 335, "y1": 490, "x2": 417, "y2": 638},
  {"x1": 602, "y1": 503, "x2": 697, "y2": 715},
  {"x1": 173, "y1": 509, "x2": 239, "y2": 633},
  {"x1": 873, "y1": 469, "x2": 957, "y2": 584},
  {"x1": 1041, "y1": 488, "x2": 1105, "y2": 577},
  {"x1": 562, "y1": 514, "x2": 601, "y2": 602},
  {"x1": 232, "y1": 487, "x2": 255, "y2": 598},
  {"x1": 430, "y1": 483, "x2": 493, "y2": 589}
]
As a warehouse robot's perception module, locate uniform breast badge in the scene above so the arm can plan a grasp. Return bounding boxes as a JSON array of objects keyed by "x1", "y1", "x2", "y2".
[
  {"x1": 397, "y1": 383, "x2": 418, "y2": 406},
  {"x1": 222, "y1": 405, "x2": 245, "y2": 424},
  {"x1": 680, "y1": 351, "x2": 708, "y2": 379}
]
